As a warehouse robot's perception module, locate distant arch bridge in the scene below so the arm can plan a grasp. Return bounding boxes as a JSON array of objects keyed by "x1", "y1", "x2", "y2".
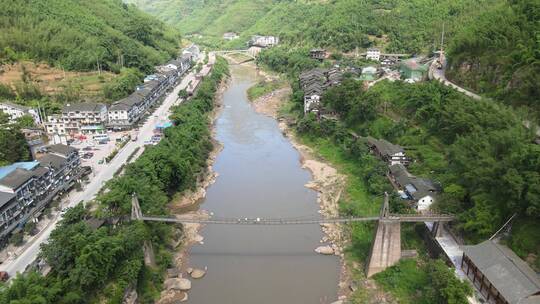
[{"x1": 213, "y1": 48, "x2": 258, "y2": 61}]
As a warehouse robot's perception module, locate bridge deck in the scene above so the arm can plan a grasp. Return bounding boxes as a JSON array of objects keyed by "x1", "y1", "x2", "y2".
[{"x1": 139, "y1": 215, "x2": 453, "y2": 225}]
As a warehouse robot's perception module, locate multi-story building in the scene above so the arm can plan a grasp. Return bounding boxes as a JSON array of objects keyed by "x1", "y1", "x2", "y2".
[
  {"x1": 109, "y1": 54, "x2": 192, "y2": 130},
  {"x1": 45, "y1": 103, "x2": 107, "y2": 137},
  {"x1": 182, "y1": 44, "x2": 200, "y2": 61},
  {"x1": 108, "y1": 80, "x2": 165, "y2": 129},
  {"x1": 0, "y1": 144, "x2": 80, "y2": 245},
  {"x1": 248, "y1": 35, "x2": 279, "y2": 48},
  {"x1": 310, "y1": 48, "x2": 327, "y2": 60},
  {"x1": 366, "y1": 48, "x2": 381, "y2": 61},
  {"x1": 0, "y1": 102, "x2": 41, "y2": 124}
]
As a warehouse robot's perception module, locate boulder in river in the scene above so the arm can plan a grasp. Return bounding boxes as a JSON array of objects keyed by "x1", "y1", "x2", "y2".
[
  {"x1": 315, "y1": 245, "x2": 334, "y2": 255},
  {"x1": 164, "y1": 278, "x2": 191, "y2": 291},
  {"x1": 186, "y1": 267, "x2": 193, "y2": 274},
  {"x1": 190, "y1": 268, "x2": 206, "y2": 279},
  {"x1": 157, "y1": 290, "x2": 188, "y2": 304}
]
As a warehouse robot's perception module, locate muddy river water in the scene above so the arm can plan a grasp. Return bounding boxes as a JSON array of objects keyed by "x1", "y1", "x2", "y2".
[{"x1": 187, "y1": 64, "x2": 339, "y2": 303}]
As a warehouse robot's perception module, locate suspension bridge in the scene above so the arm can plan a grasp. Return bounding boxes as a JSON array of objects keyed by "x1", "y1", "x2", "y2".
[
  {"x1": 131, "y1": 193, "x2": 454, "y2": 277},
  {"x1": 131, "y1": 194, "x2": 453, "y2": 225}
]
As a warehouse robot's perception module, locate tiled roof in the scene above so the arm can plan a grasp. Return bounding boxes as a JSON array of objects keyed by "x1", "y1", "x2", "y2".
[
  {"x1": 0, "y1": 191, "x2": 15, "y2": 209},
  {"x1": 0, "y1": 161, "x2": 39, "y2": 180},
  {"x1": 63, "y1": 102, "x2": 106, "y2": 113},
  {"x1": 38, "y1": 154, "x2": 67, "y2": 171},
  {"x1": 463, "y1": 240, "x2": 540, "y2": 304},
  {"x1": 47, "y1": 144, "x2": 77, "y2": 157},
  {"x1": 0, "y1": 168, "x2": 34, "y2": 190}
]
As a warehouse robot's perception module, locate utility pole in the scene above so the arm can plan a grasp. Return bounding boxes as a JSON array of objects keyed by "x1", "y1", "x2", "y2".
[{"x1": 439, "y1": 23, "x2": 445, "y2": 63}]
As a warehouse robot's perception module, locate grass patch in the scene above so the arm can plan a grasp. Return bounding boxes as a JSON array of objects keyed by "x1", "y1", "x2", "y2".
[
  {"x1": 374, "y1": 259, "x2": 430, "y2": 304},
  {"x1": 247, "y1": 79, "x2": 287, "y2": 101}
]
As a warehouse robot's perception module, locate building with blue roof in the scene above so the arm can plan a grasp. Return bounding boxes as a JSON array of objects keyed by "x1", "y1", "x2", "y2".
[{"x1": 0, "y1": 161, "x2": 40, "y2": 180}]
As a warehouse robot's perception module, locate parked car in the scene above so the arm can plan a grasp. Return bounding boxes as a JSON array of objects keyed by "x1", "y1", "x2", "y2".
[
  {"x1": 81, "y1": 166, "x2": 92, "y2": 176},
  {"x1": 83, "y1": 146, "x2": 93, "y2": 151},
  {"x1": 82, "y1": 152, "x2": 93, "y2": 159}
]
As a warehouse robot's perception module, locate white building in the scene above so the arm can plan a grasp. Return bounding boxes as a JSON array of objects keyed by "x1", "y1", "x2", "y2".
[
  {"x1": 388, "y1": 164, "x2": 439, "y2": 212},
  {"x1": 366, "y1": 48, "x2": 381, "y2": 61},
  {"x1": 249, "y1": 35, "x2": 279, "y2": 48},
  {"x1": 183, "y1": 44, "x2": 201, "y2": 62},
  {"x1": 45, "y1": 103, "x2": 107, "y2": 137},
  {"x1": 223, "y1": 32, "x2": 239, "y2": 40},
  {"x1": 304, "y1": 94, "x2": 321, "y2": 114},
  {"x1": 44, "y1": 115, "x2": 67, "y2": 136},
  {"x1": 0, "y1": 102, "x2": 41, "y2": 124}
]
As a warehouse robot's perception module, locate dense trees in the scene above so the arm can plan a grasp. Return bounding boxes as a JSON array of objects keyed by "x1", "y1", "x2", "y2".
[
  {"x1": 447, "y1": 0, "x2": 540, "y2": 119},
  {"x1": 375, "y1": 259, "x2": 472, "y2": 304},
  {"x1": 129, "y1": 0, "x2": 486, "y2": 54},
  {"x1": 0, "y1": 0, "x2": 181, "y2": 74},
  {"x1": 0, "y1": 125, "x2": 31, "y2": 166},
  {"x1": 0, "y1": 58, "x2": 229, "y2": 303},
  {"x1": 103, "y1": 68, "x2": 144, "y2": 101},
  {"x1": 294, "y1": 77, "x2": 540, "y2": 262}
]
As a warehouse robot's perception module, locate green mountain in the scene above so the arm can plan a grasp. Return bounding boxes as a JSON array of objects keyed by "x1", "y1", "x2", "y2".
[
  {"x1": 127, "y1": 0, "x2": 483, "y2": 53},
  {"x1": 447, "y1": 0, "x2": 540, "y2": 118},
  {"x1": 0, "y1": 0, "x2": 181, "y2": 74},
  {"x1": 125, "y1": 0, "x2": 275, "y2": 36}
]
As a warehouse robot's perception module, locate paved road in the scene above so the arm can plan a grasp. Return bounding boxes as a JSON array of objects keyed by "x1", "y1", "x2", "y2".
[
  {"x1": 0, "y1": 56, "x2": 207, "y2": 278},
  {"x1": 429, "y1": 57, "x2": 482, "y2": 100},
  {"x1": 430, "y1": 56, "x2": 540, "y2": 137}
]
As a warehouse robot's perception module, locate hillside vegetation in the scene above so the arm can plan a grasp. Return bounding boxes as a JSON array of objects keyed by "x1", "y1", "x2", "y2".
[
  {"x1": 0, "y1": 0, "x2": 181, "y2": 74},
  {"x1": 129, "y1": 0, "x2": 484, "y2": 53},
  {"x1": 447, "y1": 0, "x2": 540, "y2": 119}
]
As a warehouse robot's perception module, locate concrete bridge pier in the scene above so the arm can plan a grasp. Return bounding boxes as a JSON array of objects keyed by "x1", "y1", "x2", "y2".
[
  {"x1": 365, "y1": 192, "x2": 402, "y2": 277},
  {"x1": 430, "y1": 221, "x2": 443, "y2": 238},
  {"x1": 131, "y1": 193, "x2": 156, "y2": 268},
  {"x1": 365, "y1": 218, "x2": 401, "y2": 277}
]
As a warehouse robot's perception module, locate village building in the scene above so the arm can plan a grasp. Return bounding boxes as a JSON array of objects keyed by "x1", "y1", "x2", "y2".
[
  {"x1": 299, "y1": 68, "x2": 343, "y2": 114},
  {"x1": 388, "y1": 163, "x2": 439, "y2": 211},
  {"x1": 223, "y1": 32, "x2": 239, "y2": 40},
  {"x1": 400, "y1": 58, "x2": 429, "y2": 82},
  {"x1": 359, "y1": 66, "x2": 378, "y2": 81},
  {"x1": 45, "y1": 103, "x2": 107, "y2": 137},
  {"x1": 21, "y1": 127, "x2": 46, "y2": 158},
  {"x1": 182, "y1": 44, "x2": 201, "y2": 61},
  {"x1": 461, "y1": 240, "x2": 540, "y2": 304},
  {"x1": 0, "y1": 144, "x2": 80, "y2": 245},
  {"x1": 366, "y1": 48, "x2": 381, "y2": 61},
  {"x1": 310, "y1": 48, "x2": 327, "y2": 60},
  {"x1": 0, "y1": 102, "x2": 41, "y2": 124},
  {"x1": 366, "y1": 137, "x2": 408, "y2": 165},
  {"x1": 108, "y1": 93, "x2": 146, "y2": 129},
  {"x1": 248, "y1": 35, "x2": 279, "y2": 48}
]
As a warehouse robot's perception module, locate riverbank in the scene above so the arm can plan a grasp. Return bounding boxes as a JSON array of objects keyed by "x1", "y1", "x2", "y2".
[
  {"x1": 249, "y1": 71, "x2": 353, "y2": 300},
  {"x1": 157, "y1": 61, "x2": 231, "y2": 304}
]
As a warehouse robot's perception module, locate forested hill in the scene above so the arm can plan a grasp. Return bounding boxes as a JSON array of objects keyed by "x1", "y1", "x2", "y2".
[
  {"x1": 0, "y1": 0, "x2": 181, "y2": 74},
  {"x1": 127, "y1": 0, "x2": 483, "y2": 53},
  {"x1": 447, "y1": 0, "x2": 540, "y2": 118}
]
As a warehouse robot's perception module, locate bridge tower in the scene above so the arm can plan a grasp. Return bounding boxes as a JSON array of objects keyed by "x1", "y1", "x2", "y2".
[
  {"x1": 131, "y1": 193, "x2": 156, "y2": 268},
  {"x1": 365, "y1": 192, "x2": 402, "y2": 277}
]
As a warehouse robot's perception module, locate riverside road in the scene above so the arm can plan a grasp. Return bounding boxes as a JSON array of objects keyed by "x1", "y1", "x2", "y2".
[{"x1": 0, "y1": 53, "x2": 210, "y2": 278}]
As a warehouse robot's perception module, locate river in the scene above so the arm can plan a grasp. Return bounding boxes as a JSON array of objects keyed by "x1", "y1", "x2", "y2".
[{"x1": 186, "y1": 64, "x2": 340, "y2": 303}]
